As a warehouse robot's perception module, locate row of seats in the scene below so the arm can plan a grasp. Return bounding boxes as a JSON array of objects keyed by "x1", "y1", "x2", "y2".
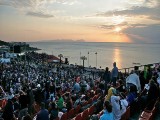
[
  {"x1": 120, "y1": 106, "x2": 130, "y2": 120},
  {"x1": 139, "y1": 98, "x2": 159, "y2": 120},
  {"x1": 71, "y1": 105, "x2": 95, "y2": 120},
  {"x1": 60, "y1": 93, "x2": 100, "y2": 120},
  {"x1": 0, "y1": 99, "x2": 7, "y2": 109}
]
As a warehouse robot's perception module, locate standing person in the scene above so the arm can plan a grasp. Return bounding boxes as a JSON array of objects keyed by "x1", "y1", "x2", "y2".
[
  {"x1": 111, "y1": 62, "x2": 119, "y2": 87},
  {"x1": 103, "y1": 67, "x2": 111, "y2": 94},
  {"x1": 36, "y1": 102, "x2": 49, "y2": 120},
  {"x1": 139, "y1": 71, "x2": 146, "y2": 91}
]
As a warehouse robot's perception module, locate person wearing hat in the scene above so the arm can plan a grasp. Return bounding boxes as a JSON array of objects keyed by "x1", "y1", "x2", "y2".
[{"x1": 111, "y1": 92, "x2": 128, "y2": 120}]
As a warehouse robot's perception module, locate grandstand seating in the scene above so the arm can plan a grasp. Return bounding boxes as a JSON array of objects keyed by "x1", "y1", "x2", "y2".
[
  {"x1": 67, "y1": 108, "x2": 75, "y2": 119},
  {"x1": 72, "y1": 113, "x2": 82, "y2": 120},
  {"x1": 120, "y1": 106, "x2": 130, "y2": 120},
  {"x1": 81, "y1": 109, "x2": 89, "y2": 120},
  {"x1": 139, "y1": 97, "x2": 159, "y2": 120},
  {"x1": 88, "y1": 105, "x2": 95, "y2": 116},
  {"x1": 74, "y1": 105, "x2": 81, "y2": 115},
  {"x1": 60, "y1": 112, "x2": 67, "y2": 120}
]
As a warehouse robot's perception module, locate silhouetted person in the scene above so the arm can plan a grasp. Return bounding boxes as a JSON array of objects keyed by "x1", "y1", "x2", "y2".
[
  {"x1": 103, "y1": 67, "x2": 111, "y2": 94},
  {"x1": 111, "y1": 62, "x2": 118, "y2": 86}
]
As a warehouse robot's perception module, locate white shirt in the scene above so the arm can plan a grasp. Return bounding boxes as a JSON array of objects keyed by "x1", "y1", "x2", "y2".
[
  {"x1": 58, "y1": 112, "x2": 63, "y2": 119},
  {"x1": 86, "y1": 84, "x2": 90, "y2": 91},
  {"x1": 126, "y1": 73, "x2": 141, "y2": 92},
  {"x1": 10, "y1": 87, "x2": 14, "y2": 94},
  {"x1": 111, "y1": 96, "x2": 128, "y2": 120},
  {"x1": 157, "y1": 77, "x2": 160, "y2": 86},
  {"x1": 49, "y1": 93, "x2": 55, "y2": 101}
]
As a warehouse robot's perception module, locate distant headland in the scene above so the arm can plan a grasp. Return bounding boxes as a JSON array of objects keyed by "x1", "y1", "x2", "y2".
[
  {"x1": 0, "y1": 40, "x2": 41, "y2": 52},
  {"x1": 31, "y1": 39, "x2": 86, "y2": 43}
]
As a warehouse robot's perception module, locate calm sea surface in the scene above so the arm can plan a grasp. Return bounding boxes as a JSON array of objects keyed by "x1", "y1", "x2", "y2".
[{"x1": 28, "y1": 42, "x2": 160, "y2": 70}]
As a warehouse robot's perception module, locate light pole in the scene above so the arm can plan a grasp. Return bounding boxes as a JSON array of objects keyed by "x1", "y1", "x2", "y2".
[
  {"x1": 95, "y1": 52, "x2": 97, "y2": 68},
  {"x1": 88, "y1": 52, "x2": 89, "y2": 67},
  {"x1": 80, "y1": 52, "x2": 81, "y2": 65},
  {"x1": 80, "y1": 56, "x2": 87, "y2": 69},
  {"x1": 58, "y1": 54, "x2": 63, "y2": 65},
  {"x1": 24, "y1": 43, "x2": 27, "y2": 66}
]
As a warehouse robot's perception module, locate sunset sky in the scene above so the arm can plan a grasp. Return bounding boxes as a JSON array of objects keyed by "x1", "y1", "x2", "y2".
[{"x1": 0, "y1": 0, "x2": 160, "y2": 43}]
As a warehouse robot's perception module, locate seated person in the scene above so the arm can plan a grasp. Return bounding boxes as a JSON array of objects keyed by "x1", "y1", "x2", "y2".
[
  {"x1": 105, "y1": 85, "x2": 116, "y2": 101},
  {"x1": 49, "y1": 102, "x2": 58, "y2": 120},
  {"x1": 56, "y1": 94, "x2": 64, "y2": 110},
  {"x1": 100, "y1": 101, "x2": 114, "y2": 120},
  {"x1": 126, "y1": 85, "x2": 137, "y2": 105},
  {"x1": 111, "y1": 92, "x2": 128, "y2": 120},
  {"x1": 116, "y1": 79, "x2": 126, "y2": 93},
  {"x1": 140, "y1": 79, "x2": 159, "y2": 110}
]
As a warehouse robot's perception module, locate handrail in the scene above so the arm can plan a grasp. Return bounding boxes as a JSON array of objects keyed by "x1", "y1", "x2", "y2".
[{"x1": 118, "y1": 62, "x2": 160, "y2": 73}]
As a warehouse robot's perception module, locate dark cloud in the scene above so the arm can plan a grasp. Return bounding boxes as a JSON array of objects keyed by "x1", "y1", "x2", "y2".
[
  {"x1": 148, "y1": 16, "x2": 160, "y2": 21},
  {"x1": 97, "y1": 6, "x2": 160, "y2": 20},
  {"x1": 96, "y1": 0, "x2": 160, "y2": 21},
  {"x1": 124, "y1": 24, "x2": 160, "y2": 43},
  {"x1": 130, "y1": 23, "x2": 148, "y2": 28},
  {"x1": 0, "y1": 0, "x2": 54, "y2": 18},
  {"x1": 95, "y1": 0, "x2": 160, "y2": 43},
  {"x1": 0, "y1": 0, "x2": 35, "y2": 8},
  {"x1": 99, "y1": 22, "x2": 160, "y2": 43},
  {"x1": 100, "y1": 22, "x2": 147, "y2": 30},
  {"x1": 26, "y1": 11, "x2": 54, "y2": 18},
  {"x1": 100, "y1": 25, "x2": 113, "y2": 29}
]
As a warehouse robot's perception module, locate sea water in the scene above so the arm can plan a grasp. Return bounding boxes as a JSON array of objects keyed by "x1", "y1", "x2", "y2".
[{"x1": 29, "y1": 42, "x2": 160, "y2": 70}]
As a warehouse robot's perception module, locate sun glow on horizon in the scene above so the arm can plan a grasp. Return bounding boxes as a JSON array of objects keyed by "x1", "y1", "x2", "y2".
[
  {"x1": 112, "y1": 15, "x2": 125, "y2": 25},
  {"x1": 0, "y1": 0, "x2": 158, "y2": 43},
  {"x1": 114, "y1": 27, "x2": 122, "y2": 32}
]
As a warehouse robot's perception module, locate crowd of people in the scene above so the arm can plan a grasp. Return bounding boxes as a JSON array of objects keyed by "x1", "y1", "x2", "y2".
[{"x1": 0, "y1": 53, "x2": 160, "y2": 120}]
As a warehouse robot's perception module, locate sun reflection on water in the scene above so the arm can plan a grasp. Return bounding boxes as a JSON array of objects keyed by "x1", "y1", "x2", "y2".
[{"x1": 113, "y1": 48, "x2": 122, "y2": 69}]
